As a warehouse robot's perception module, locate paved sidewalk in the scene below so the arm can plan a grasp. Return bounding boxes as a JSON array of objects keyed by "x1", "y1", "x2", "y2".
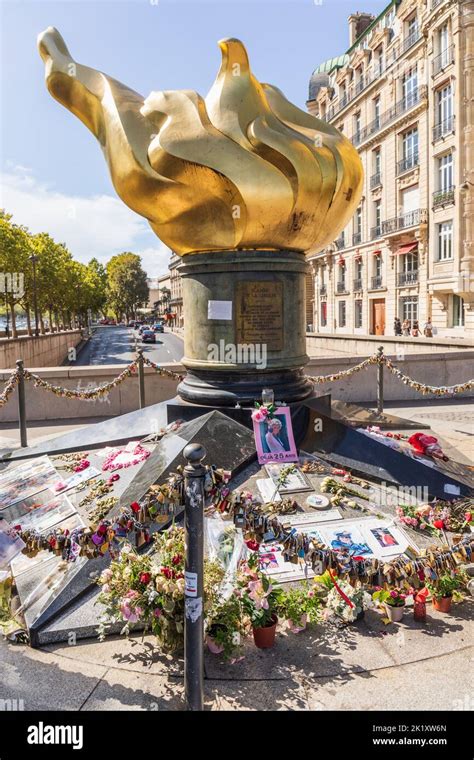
[{"x1": 1, "y1": 603, "x2": 472, "y2": 711}]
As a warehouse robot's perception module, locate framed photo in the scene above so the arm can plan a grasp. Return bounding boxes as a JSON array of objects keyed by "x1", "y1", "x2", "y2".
[
  {"x1": 264, "y1": 462, "x2": 312, "y2": 494},
  {"x1": 253, "y1": 407, "x2": 298, "y2": 465},
  {"x1": 318, "y1": 523, "x2": 374, "y2": 559},
  {"x1": 0, "y1": 517, "x2": 26, "y2": 570},
  {"x1": 0, "y1": 456, "x2": 58, "y2": 509}
]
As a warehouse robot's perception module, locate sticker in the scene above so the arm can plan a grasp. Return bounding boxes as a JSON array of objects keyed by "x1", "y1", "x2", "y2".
[
  {"x1": 185, "y1": 570, "x2": 198, "y2": 597},
  {"x1": 444, "y1": 484, "x2": 461, "y2": 495},
  {"x1": 208, "y1": 300, "x2": 232, "y2": 320},
  {"x1": 185, "y1": 597, "x2": 202, "y2": 623}
]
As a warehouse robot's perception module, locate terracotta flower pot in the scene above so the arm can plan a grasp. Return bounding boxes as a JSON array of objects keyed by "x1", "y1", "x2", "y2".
[
  {"x1": 384, "y1": 602, "x2": 405, "y2": 622},
  {"x1": 432, "y1": 595, "x2": 452, "y2": 613},
  {"x1": 286, "y1": 613, "x2": 307, "y2": 633},
  {"x1": 253, "y1": 614, "x2": 278, "y2": 649}
]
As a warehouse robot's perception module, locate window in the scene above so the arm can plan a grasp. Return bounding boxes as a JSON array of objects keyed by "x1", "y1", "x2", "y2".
[
  {"x1": 436, "y1": 84, "x2": 453, "y2": 126},
  {"x1": 401, "y1": 296, "x2": 418, "y2": 325},
  {"x1": 354, "y1": 112, "x2": 361, "y2": 139},
  {"x1": 403, "y1": 69, "x2": 418, "y2": 108},
  {"x1": 438, "y1": 23, "x2": 449, "y2": 65},
  {"x1": 355, "y1": 207, "x2": 362, "y2": 234},
  {"x1": 338, "y1": 300, "x2": 346, "y2": 327},
  {"x1": 374, "y1": 148, "x2": 381, "y2": 175},
  {"x1": 338, "y1": 260, "x2": 346, "y2": 286},
  {"x1": 338, "y1": 123, "x2": 344, "y2": 133},
  {"x1": 451, "y1": 295, "x2": 464, "y2": 327},
  {"x1": 320, "y1": 301, "x2": 327, "y2": 328},
  {"x1": 403, "y1": 252, "x2": 418, "y2": 273},
  {"x1": 438, "y1": 153, "x2": 453, "y2": 191},
  {"x1": 402, "y1": 128, "x2": 419, "y2": 161},
  {"x1": 374, "y1": 254, "x2": 382, "y2": 278},
  {"x1": 374, "y1": 200, "x2": 382, "y2": 231},
  {"x1": 437, "y1": 221, "x2": 453, "y2": 260},
  {"x1": 375, "y1": 46, "x2": 384, "y2": 76},
  {"x1": 407, "y1": 15, "x2": 418, "y2": 38},
  {"x1": 320, "y1": 265, "x2": 326, "y2": 286},
  {"x1": 373, "y1": 96, "x2": 381, "y2": 127},
  {"x1": 356, "y1": 258, "x2": 363, "y2": 279},
  {"x1": 354, "y1": 299, "x2": 363, "y2": 328}
]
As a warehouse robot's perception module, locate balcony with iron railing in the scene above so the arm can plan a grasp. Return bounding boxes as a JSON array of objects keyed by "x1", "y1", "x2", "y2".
[
  {"x1": 433, "y1": 186, "x2": 455, "y2": 209},
  {"x1": 319, "y1": 285, "x2": 327, "y2": 296},
  {"x1": 335, "y1": 234, "x2": 345, "y2": 249},
  {"x1": 401, "y1": 27, "x2": 421, "y2": 56},
  {"x1": 431, "y1": 0, "x2": 446, "y2": 10},
  {"x1": 398, "y1": 271, "x2": 419, "y2": 286},
  {"x1": 370, "y1": 224, "x2": 383, "y2": 240},
  {"x1": 397, "y1": 153, "x2": 419, "y2": 176},
  {"x1": 336, "y1": 281, "x2": 347, "y2": 293},
  {"x1": 382, "y1": 208, "x2": 428, "y2": 235},
  {"x1": 433, "y1": 115, "x2": 455, "y2": 142},
  {"x1": 352, "y1": 231, "x2": 362, "y2": 246},
  {"x1": 371, "y1": 276, "x2": 383, "y2": 290},
  {"x1": 353, "y1": 87, "x2": 427, "y2": 146},
  {"x1": 432, "y1": 45, "x2": 454, "y2": 76},
  {"x1": 370, "y1": 172, "x2": 382, "y2": 189},
  {"x1": 353, "y1": 278, "x2": 363, "y2": 291}
]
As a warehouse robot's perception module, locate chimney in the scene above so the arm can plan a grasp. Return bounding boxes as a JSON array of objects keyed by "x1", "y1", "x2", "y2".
[{"x1": 348, "y1": 12, "x2": 376, "y2": 47}]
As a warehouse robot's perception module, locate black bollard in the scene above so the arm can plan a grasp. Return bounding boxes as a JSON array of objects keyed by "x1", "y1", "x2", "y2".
[
  {"x1": 183, "y1": 443, "x2": 206, "y2": 711},
  {"x1": 16, "y1": 359, "x2": 27, "y2": 448},
  {"x1": 137, "y1": 348, "x2": 145, "y2": 409},
  {"x1": 377, "y1": 345, "x2": 384, "y2": 415}
]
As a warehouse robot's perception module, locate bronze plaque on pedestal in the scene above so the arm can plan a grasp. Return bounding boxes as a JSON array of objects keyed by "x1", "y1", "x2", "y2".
[{"x1": 236, "y1": 281, "x2": 283, "y2": 350}]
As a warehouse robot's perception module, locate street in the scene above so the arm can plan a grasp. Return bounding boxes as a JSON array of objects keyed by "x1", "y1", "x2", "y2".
[{"x1": 73, "y1": 325, "x2": 184, "y2": 365}]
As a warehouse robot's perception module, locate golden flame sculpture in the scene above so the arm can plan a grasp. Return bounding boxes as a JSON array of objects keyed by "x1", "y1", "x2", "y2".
[{"x1": 38, "y1": 28, "x2": 362, "y2": 255}]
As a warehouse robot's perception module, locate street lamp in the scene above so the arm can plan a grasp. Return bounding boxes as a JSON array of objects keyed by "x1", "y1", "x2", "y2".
[{"x1": 28, "y1": 254, "x2": 39, "y2": 338}]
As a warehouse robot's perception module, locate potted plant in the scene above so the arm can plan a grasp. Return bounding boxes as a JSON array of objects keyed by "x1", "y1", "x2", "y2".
[
  {"x1": 206, "y1": 594, "x2": 246, "y2": 660},
  {"x1": 277, "y1": 583, "x2": 319, "y2": 633},
  {"x1": 236, "y1": 553, "x2": 281, "y2": 648},
  {"x1": 426, "y1": 572, "x2": 465, "y2": 613},
  {"x1": 372, "y1": 587, "x2": 406, "y2": 622}
]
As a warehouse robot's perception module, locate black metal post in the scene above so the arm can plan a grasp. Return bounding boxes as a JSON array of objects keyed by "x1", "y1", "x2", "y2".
[
  {"x1": 183, "y1": 443, "x2": 206, "y2": 712},
  {"x1": 29, "y1": 254, "x2": 39, "y2": 338},
  {"x1": 137, "y1": 348, "x2": 145, "y2": 409},
  {"x1": 16, "y1": 359, "x2": 27, "y2": 448},
  {"x1": 377, "y1": 345, "x2": 384, "y2": 415}
]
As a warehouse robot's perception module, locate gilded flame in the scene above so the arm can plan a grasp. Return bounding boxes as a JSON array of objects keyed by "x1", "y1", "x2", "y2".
[{"x1": 38, "y1": 28, "x2": 363, "y2": 255}]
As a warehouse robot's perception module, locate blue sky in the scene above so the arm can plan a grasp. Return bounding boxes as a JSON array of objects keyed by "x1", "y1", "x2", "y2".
[{"x1": 0, "y1": 0, "x2": 386, "y2": 275}]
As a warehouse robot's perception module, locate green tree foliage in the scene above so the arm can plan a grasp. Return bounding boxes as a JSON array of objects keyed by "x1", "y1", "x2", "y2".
[{"x1": 106, "y1": 252, "x2": 149, "y2": 320}]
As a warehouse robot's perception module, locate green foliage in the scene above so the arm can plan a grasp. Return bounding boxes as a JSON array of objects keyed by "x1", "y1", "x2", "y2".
[
  {"x1": 106, "y1": 252, "x2": 149, "y2": 319},
  {"x1": 276, "y1": 583, "x2": 320, "y2": 625},
  {"x1": 426, "y1": 572, "x2": 466, "y2": 601}
]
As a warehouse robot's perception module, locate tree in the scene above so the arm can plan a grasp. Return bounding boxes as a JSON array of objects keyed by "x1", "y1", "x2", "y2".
[
  {"x1": 0, "y1": 211, "x2": 33, "y2": 338},
  {"x1": 106, "y1": 253, "x2": 149, "y2": 321}
]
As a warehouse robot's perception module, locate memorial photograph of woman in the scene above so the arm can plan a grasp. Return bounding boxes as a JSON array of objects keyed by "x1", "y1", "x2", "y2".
[{"x1": 253, "y1": 407, "x2": 298, "y2": 464}]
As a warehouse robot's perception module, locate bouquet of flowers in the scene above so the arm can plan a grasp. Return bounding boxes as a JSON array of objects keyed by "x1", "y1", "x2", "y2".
[
  {"x1": 315, "y1": 570, "x2": 372, "y2": 624},
  {"x1": 97, "y1": 525, "x2": 225, "y2": 651},
  {"x1": 235, "y1": 552, "x2": 282, "y2": 630}
]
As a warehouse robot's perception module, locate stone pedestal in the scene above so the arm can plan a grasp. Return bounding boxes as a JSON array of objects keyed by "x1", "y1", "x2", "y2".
[{"x1": 177, "y1": 250, "x2": 313, "y2": 405}]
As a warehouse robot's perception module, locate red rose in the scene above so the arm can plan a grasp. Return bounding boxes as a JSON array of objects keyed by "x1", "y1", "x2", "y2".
[
  {"x1": 161, "y1": 567, "x2": 172, "y2": 579},
  {"x1": 130, "y1": 502, "x2": 140, "y2": 513},
  {"x1": 433, "y1": 519, "x2": 444, "y2": 529},
  {"x1": 139, "y1": 572, "x2": 151, "y2": 584},
  {"x1": 465, "y1": 512, "x2": 472, "y2": 523},
  {"x1": 171, "y1": 554, "x2": 182, "y2": 566},
  {"x1": 245, "y1": 539, "x2": 259, "y2": 551},
  {"x1": 97, "y1": 524, "x2": 107, "y2": 536}
]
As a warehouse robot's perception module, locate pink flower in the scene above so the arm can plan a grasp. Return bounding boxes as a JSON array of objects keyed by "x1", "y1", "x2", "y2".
[
  {"x1": 260, "y1": 407, "x2": 269, "y2": 417},
  {"x1": 153, "y1": 608, "x2": 162, "y2": 618},
  {"x1": 247, "y1": 580, "x2": 271, "y2": 610},
  {"x1": 53, "y1": 480, "x2": 67, "y2": 492},
  {"x1": 251, "y1": 409, "x2": 266, "y2": 422}
]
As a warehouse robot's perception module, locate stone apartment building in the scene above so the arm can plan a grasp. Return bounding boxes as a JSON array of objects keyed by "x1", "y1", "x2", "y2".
[
  {"x1": 307, "y1": 0, "x2": 473, "y2": 338},
  {"x1": 169, "y1": 253, "x2": 184, "y2": 328}
]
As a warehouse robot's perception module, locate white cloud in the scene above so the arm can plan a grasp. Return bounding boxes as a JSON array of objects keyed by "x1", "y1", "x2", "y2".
[{"x1": 0, "y1": 166, "x2": 172, "y2": 277}]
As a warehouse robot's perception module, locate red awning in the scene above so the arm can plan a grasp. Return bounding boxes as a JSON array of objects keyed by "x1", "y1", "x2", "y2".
[
  {"x1": 372, "y1": 249, "x2": 382, "y2": 256},
  {"x1": 395, "y1": 242, "x2": 418, "y2": 255}
]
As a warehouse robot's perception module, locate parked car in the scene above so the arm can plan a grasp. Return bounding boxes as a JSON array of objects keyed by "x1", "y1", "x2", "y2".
[
  {"x1": 142, "y1": 329, "x2": 156, "y2": 344},
  {"x1": 153, "y1": 322, "x2": 164, "y2": 333}
]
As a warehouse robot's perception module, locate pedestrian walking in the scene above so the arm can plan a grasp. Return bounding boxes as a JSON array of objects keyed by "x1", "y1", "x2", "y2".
[
  {"x1": 423, "y1": 318, "x2": 433, "y2": 338},
  {"x1": 402, "y1": 319, "x2": 410, "y2": 337},
  {"x1": 394, "y1": 317, "x2": 402, "y2": 336},
  {"x1": 411, "y1": 320, "x2": 420, "y2": 337}
]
